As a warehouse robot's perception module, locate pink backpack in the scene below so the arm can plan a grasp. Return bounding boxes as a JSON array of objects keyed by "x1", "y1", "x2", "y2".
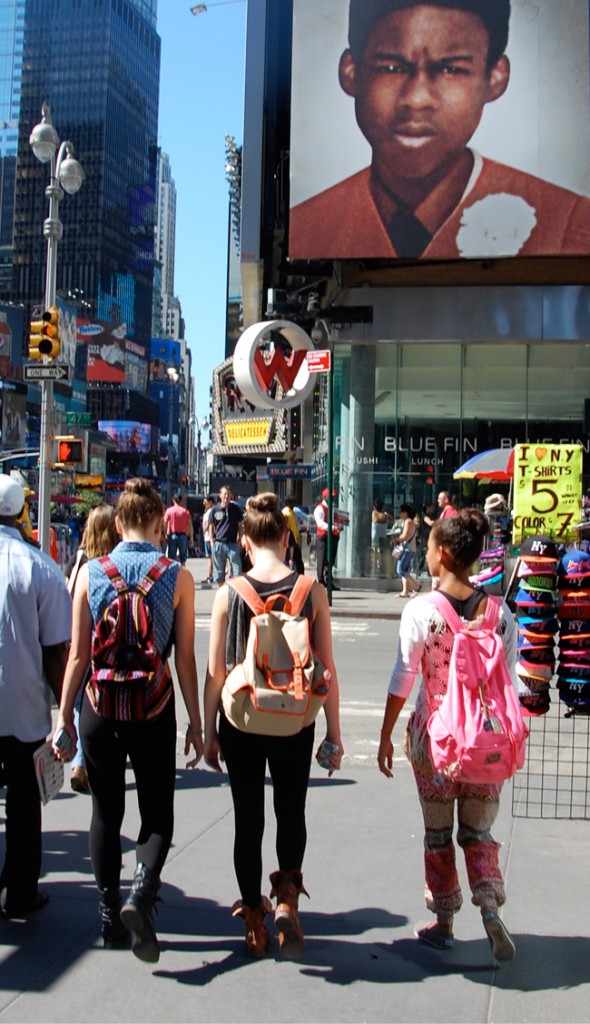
[{"x1": 426, "y1": 591, "x2": 528, "y2": 785}]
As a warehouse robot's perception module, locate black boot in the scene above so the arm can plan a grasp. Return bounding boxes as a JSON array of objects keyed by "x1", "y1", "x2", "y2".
[
  {"x1": 99, "y1": 888, "x2": 128, "y2": 949},
  {"x1": 120, "y1": 863, "x2": 161, "y2": 963}
]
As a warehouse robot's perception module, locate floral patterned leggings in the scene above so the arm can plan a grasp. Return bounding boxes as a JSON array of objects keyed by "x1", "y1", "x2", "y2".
[{"x1": 411, "y1": 758, "x2": 505, "y2": 925}]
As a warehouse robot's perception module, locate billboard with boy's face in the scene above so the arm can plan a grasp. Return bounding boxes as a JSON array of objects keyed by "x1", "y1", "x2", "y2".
[{"x1": 289, "y1": 0, "x2": 590, "y2": 261}]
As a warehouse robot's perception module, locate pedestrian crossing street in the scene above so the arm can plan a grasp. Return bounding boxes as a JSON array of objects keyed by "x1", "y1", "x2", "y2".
[{"x1": 193, "y1": 614, "x2": 409, "y2": 768}]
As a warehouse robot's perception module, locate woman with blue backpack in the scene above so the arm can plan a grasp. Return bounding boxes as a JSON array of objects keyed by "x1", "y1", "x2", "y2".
[
  {"x1": 378, "y1": 508, "x2": 519, "y2": 962},
  {"x1": 53, "y1": 479, "x2": 203, "y2": 962}
]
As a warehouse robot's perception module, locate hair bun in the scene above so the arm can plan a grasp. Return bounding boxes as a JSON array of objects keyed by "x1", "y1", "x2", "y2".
[
  {"x1": 124, "y1": 478, "x2": 152, "y2": 497},
  {"x1": 247, "y1": 493, "x2": 280, "y2": 514},
  {"x1": 458, "y1": 507, "x2": 488, "y2": 539}
]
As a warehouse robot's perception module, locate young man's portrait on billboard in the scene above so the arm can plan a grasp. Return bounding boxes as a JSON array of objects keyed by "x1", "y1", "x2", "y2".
[{"x1": 289, "y1": 0, "x2": 590, "y2": 260}]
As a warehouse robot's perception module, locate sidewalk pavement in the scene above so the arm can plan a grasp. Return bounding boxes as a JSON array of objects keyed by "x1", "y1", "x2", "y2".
[
  {"x1": 1, "y1": 720, "x2": 589, "y2": 1023},
  {"x1": 2, "y1": 561, "x2": 590, "y2": 1022}
]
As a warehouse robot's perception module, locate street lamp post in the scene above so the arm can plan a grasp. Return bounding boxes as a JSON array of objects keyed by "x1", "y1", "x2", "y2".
[
  {"x1": 166, "y1": 366, "x2": 180, "y2": 506},
  {"x1": 30, "y1": 103, "x2": 84, "y2": 554},
  {"x1": 198, "y1": 417, "x2": 210, "y2": 493}
]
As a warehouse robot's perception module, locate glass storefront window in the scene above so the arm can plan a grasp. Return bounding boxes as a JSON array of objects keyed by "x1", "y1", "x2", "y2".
[{"x1": 327, "y1": 341, "x2": 589, "y2": 582}]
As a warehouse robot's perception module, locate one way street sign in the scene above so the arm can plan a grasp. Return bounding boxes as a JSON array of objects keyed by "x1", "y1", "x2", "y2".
[{"x1": 24, "y1": 364, "x2": 69, "y2": 382}]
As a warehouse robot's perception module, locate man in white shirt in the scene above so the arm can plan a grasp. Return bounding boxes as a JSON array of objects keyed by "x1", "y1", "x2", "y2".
[{"x1": 0, "y1": 476, "x2": 71, "y2": 917}]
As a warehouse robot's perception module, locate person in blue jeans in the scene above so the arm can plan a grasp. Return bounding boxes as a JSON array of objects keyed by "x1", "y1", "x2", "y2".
[
  {"x1": 208, "y1": 485, "x2": 244, "y2": 584},
  {"x1": 395, "y1": 503, "x2": 421, "y2": 598}
]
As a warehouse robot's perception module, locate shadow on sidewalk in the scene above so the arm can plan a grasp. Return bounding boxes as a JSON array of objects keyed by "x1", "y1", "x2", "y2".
[
  {"x1": 173, "y1": 768, "x2": 357, "y2": 792},
  {"x1": 0, "y1": 874, "x2": 229, "y2": 993},
  {"x1": 154, "y1": 904, "x2": 409, "y2": 987},
  {"x1": 389, "y1": 933, "x2": 590, "y2": 991}
]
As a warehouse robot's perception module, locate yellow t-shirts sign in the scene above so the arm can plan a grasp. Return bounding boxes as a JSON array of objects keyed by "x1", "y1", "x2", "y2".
[{"x1": 512, "y1": 443, "x2": 583, "y2": 544}]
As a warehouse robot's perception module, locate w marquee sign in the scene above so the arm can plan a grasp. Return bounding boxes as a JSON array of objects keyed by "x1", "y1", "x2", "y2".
[{"x1": 233, "y1": 320, "x2": 315, "y2": 410}]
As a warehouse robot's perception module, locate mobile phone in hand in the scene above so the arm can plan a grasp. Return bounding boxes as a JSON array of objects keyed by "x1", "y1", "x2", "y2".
[
  {"x1": 54, "y1": 728, "x2": 73, "y2": 757},
  {"x1": 318, "y1": 740, "x2": 339, "y2": 770}
]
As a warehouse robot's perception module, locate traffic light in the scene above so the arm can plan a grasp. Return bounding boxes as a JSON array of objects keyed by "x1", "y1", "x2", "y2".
[
  {"x1": 55, "y1": 437, "x2": 83, "y2": 464},
  {"x1": 28, "y1": 307, "x2": 60, "y2": 361}
]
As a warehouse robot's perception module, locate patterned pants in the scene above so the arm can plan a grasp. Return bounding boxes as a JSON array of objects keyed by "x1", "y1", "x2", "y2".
[{"x1": 411, "y1": 757, "x2": 505, "y2": 924}]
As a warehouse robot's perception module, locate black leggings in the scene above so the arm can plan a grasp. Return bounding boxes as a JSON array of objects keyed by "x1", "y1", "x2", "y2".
[
  {"x1": 219, "y1": 713, "x2": 315, "y2": 909},
  {"x1": 80, "y1": 692, "x2": 177, "y2": 891}
]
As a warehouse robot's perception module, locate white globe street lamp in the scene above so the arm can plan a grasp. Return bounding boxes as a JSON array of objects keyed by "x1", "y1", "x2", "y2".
[{"x1": 29, "y1": 103, "x2": 84, "y2": 554}]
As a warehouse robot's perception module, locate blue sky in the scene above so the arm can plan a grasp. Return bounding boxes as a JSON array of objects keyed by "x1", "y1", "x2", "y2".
[{"x1": 157, "y1": 0, "x2": 247, "y2": 439}]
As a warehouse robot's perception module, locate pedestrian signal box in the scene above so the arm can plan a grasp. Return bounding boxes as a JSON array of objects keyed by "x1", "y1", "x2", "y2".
[{"x1": 54, "y1": 436, "x2": 83, "y2": 464}]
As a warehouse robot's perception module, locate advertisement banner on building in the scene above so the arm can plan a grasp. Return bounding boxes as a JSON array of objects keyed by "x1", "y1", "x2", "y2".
[
  {"x1": 79, "y1": 320, "x2": 126, "y2": 383},
  {"x1": 289, "y1": 0, "x2": 590, "y2": 261},
  {"x1": 79, "y1": 320, "x2": 146, "y2": 387},
  {"x1": 1, "y1": 386, "x2": 26, "y2": 451},
  {"x1": 125, "y1": 348, "x2": 148, "y2": 392},
  {"x1": 512, "y1": 443, "x2": 583, "y2": 544},
  {"x1": 98, "y1": 420, "x2": 153, "y2": 454},
  {"x1": 150, "y1": 339, "x2": 181, "y2": 379},
  {"x1": 0, "y1": 305, "x2": 25, "y2": 380},
  {"x1": 212, "y1": 356, "x2": 287, "y2": 456},
  {"x1": 57, "y1": 302, "x2": 79, "y2": 377}
]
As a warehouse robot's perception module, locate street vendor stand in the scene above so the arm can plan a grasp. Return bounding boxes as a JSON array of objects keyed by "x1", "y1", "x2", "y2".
[{"x1": 507, "y1": 444, "x2": 590, "y2": 820}]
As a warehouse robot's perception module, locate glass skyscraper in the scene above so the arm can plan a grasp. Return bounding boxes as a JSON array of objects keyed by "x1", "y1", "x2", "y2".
[
  {"x1": 11, "y1": 0, "x2": 160, "y2": 347},
  {"x1": 0, "y1": 0, "x2": 24, "y2": 293}
]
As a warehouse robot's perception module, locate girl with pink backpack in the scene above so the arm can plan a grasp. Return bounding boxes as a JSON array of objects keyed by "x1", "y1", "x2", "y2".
[{"x1": 377, "y1": 508, "x2": 519, "y2": 962}]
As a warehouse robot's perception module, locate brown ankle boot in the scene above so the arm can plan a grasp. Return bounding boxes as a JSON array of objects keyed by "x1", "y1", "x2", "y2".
[
  {"x1": 269, "y1": 869, "x2": 309, "y2": 959},
  {"x1": 231, "y1": 897, "x2": 272, "y2": 957}
]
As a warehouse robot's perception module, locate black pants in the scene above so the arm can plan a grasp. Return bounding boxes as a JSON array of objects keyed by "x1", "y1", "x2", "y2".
[
  {"x1": 316, "y1": 533, "x2": 339, "y2": 586},
  {"x1": 80, "y1": 693, "x2": 177, "y2": 891},
  {"x1": 219, "y1": 713, "x2": 315, "y2": 909},
  {"x1": 0, "y1": 735, "x2": 44, "y2": 907}
]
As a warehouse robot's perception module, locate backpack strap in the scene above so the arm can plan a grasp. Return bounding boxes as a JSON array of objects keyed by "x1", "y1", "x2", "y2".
[
  {"x1": 228, "y1": 574, "x2": 314, "y2": 617},
  {"x1": 481, "y1": 593, "x2": 501, "y2": 631},
  {"x1": 136, "y1": 555, "x2": 172, "y2": 597},
  {"x1": 98, "y1": 555, "x2": 171, "y2": 599},
  {"x1": 427, "y1": 589, "x2": 502, "y2": 633},
  {"x1": 288, "y1": 574, "x2": 315, "y2": 617},
  {"x1": 97, "y1": 555, "x2": 128, "y2": 594},
  {"x1": 227, "y1": 575, "x2": 266, "y2": 615}
]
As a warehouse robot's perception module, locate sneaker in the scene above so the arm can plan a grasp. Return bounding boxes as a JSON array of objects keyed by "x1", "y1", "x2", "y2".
[{"x1": 482, "y1": 910, "x2": 515, "y2": 961}]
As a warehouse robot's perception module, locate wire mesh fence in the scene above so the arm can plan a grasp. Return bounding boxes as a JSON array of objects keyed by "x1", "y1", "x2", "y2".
[{"x1": 512, "y1": 698, "x2": 590, "y2": 819}]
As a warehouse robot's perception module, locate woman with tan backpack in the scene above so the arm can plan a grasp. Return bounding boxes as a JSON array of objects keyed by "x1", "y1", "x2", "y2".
[{"x1": 204, "y1": 493, "x2": 343, "y2": 958}]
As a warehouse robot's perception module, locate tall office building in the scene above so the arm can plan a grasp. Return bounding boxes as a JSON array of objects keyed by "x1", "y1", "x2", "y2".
[
  {"x1": 12, "y1": 0, "x2": 161, "y2": 348},
  {"x1": 153, "y1": 148, "x2": 177, "y2": 338},
  {"x1": 0, "y1": 0, "x2": 24, "y2": 295},
  {"x1": 130, "y1": 0, "x2": 156, "y2": 26}
]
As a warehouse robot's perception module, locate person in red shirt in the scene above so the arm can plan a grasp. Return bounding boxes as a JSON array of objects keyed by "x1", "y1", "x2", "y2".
[
  {"x1": 431, "y1": 491, "x2": 459, "y2": 590},
  {"x1": 164, "y1": 494, "x2": 193, "y2": 565},
  {"x1": 438, "y1": 491, "x2": 459, "y2": 521}
]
